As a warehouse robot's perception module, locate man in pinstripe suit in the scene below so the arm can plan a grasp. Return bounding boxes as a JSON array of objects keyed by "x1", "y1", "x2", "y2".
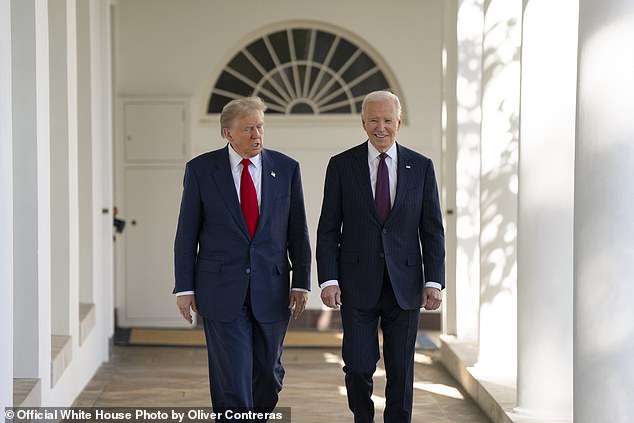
[{"x1": 316, "y1": 91, "x2": 445, "y2": 423}]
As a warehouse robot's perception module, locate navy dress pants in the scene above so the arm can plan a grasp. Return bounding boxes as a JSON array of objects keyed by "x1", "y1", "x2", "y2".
[
  {"x1": 202, "y1": 301, "x2": 289, "y2": 423},
  {"x1": 340, "y1": 273, "x2": 420, "y2": 423}
]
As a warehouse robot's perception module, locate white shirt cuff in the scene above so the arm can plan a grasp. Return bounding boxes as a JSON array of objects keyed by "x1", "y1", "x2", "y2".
[
  {"x1": 320, "y1": 280, "x2": 339, "y2": 288},
  {"x1": 291, "y1": 288, "x2": 309, "y2": 293},
  {"x1": 424, "y1": 282, "x2": 442, "y2": 290}
]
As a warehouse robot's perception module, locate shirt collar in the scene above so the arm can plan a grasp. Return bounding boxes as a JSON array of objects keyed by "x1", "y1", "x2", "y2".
[
  {"x1": 228, "y1": 143, "x2": 262, "y2": 170},
  {"x1": 367, "y1": 140, "x2": 397, "y2": 162}
]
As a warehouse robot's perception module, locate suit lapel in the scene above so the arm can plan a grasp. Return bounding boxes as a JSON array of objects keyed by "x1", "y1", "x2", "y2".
[
  {"x1": 209, "y1": 146, "x2": 251, "y2": 239},
  {"x1": 255, "y1": 149, "x2": 278, "y2": 238},
  {"x1": 388, "y1": 143, "x2": 412, "y2": 221},
  {"x1": 351, "y1": 142, "x2": 380, "y2": 222}
]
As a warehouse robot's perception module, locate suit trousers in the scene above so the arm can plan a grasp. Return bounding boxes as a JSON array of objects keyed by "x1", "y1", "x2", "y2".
[
  {"x1": 340, "y1": 272, "x2": 420, "y2": 423},
  {"x1": 202, "y1": 294, "x2": 289, "y2": 423}
]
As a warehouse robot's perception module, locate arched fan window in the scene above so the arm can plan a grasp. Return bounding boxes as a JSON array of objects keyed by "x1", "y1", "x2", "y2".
[{"x1": 207, "y1": 27, "x2": 396, "y2": 115}]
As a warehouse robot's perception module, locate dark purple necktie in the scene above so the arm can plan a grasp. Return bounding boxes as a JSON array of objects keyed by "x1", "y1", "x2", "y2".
[{"x1": 375, "y1": 152, "x2": 391, "y2": 224}]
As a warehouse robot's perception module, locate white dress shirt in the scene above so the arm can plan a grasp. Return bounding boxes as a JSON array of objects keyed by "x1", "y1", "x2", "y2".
[{"x1": 228, "y1": 144, "x2": 262, "y2": 208}]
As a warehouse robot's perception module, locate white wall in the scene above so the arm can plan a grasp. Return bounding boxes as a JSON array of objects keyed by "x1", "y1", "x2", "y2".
[{"x1": 114, "y1": 0, "x2": 445, "y2": 310}]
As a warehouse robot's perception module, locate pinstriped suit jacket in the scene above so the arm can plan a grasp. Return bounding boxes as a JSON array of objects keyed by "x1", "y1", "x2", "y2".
[{"x1": 316, "y1": 141, "x2": 445, "y2": 310}]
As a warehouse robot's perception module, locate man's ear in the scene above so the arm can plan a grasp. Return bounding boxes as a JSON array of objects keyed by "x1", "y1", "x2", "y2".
[{"x1": 222, "y1": 127, "x2": 231, "y2": 141}]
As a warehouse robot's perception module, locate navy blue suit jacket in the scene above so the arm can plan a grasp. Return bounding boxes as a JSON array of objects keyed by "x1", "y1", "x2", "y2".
[
  {"x1": 173, "y1": 146, "x2": 311, "y2": 322},
  {"x1": 316, "y1": 141, "x2": 445, "y2": 310}
]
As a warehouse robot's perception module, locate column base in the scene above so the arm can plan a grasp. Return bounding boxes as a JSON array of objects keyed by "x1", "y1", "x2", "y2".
[
  {"x1": 511, "y1": 407, "x2": 571, "y2": 422},
  {"x1": 439, "y1": 336, "x2": 572, "y2": 423}
]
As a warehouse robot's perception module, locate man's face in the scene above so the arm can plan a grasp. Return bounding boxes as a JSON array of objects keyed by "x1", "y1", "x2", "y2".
[
  {"x1": 362, "y1": 100, "x2": 401, "y2": 152},
  {"x1": 224, "y1": 112, "x2": 264, "y2": 158}
]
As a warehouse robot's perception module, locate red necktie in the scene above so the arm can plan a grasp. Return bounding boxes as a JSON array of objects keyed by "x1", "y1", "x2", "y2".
[
  {"x1": 375, "y1": 153, "x2": 391, "y2": 224},
  {"x1": 240, "y1": 159, "x2": 259, "y2": 238}
]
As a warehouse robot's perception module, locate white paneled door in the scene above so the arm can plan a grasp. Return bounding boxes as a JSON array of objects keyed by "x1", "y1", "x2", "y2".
[
  {"x1": 117, "y1": 99, "x2": 191, "y2": 327},
  {"x1": 124, "y1": 166, "x2": 186, "y2": 326}
]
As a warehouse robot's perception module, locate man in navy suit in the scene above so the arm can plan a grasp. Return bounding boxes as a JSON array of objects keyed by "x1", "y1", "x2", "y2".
[
  {"x1": 317, "y1": 91, "x2": 445, "y2": 423},
  {"x1": 173, "y1": 97, "x2": 311, "y2": 420}
]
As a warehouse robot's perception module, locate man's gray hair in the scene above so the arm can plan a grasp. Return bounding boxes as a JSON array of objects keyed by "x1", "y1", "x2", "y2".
[
  {"x1": 220, "y1": 96, "x2": 267, "y2": 138},
  {"x1": 361, "y1": 90, "x2": 402, "y2": 119}
]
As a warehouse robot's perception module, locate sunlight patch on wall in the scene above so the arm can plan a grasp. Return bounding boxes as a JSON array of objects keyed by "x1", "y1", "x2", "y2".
[{"x1": 414, "y1": 382, "x2": 464, "y2": 400}]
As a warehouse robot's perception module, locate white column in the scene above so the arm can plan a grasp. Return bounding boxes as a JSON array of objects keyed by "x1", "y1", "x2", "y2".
[
  {"x1": 49, "y1": 0, "x2": 71, "y2": 336},
  {"x1": 76, "y1": 0, "x2": 94, "y2": 304},
  {"x1": 574, "y1": 1, "x2": 634, "y2": 422},
  {"x1": 514, "y1": 0, "x2": 577, "y2": 419},
  {"x1": 441, "y1": 0, "x2": 458, "y2": 336},
  {"x1": 66, "y1": 0, "x2": 80, "y2": 350},
  {"x1": 91, "y1": 0, "x2": 115, "y2": 345},
  {"x1": 0, "y1": 0, "x2": 14, "y2": 409},
  {"x1": 448, "y1": 0, "x2": 483, "y2": 340},
  {"x1": 11, "y1": 0, "x2": 51, "y2": 384},
  {"x1": 476, "y1": 0, "x2": 521, "y2": 374},
  {"x1": 35, "y1": 0, "x2": 52, "y2": 399}
]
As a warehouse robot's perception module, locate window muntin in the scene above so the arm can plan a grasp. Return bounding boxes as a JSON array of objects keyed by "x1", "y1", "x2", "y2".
[{"x1": 207, "y1": 27, "x2": 393, "y2": 115}]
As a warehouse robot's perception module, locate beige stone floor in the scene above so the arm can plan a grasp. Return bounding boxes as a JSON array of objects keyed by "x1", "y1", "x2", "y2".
[{"x1": 74, "y1": 345, "x2": 491, "y2": 423}]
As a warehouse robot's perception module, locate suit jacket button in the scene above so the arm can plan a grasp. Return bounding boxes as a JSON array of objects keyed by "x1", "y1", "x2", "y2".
[
  {"x1": 246, "y1": 268, "x2": 251, "y2": 274},
  {"x1": 382, "y1": 229, "x2": 387, "y2": 234},
  {"x1": 379, "y1": 253, "x2": 385, "y2": 258}
]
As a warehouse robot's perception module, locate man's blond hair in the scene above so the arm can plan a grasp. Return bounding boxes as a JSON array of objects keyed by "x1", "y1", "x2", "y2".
[{"x1": 220, "y1": 96, "x2": 267, "y2": 138}]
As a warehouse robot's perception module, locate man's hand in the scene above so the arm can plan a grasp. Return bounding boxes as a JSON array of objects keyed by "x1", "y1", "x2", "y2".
[
  {"x1": 321, "y1": 285, "x2": 342, "y2": 309},
  {"x1": 422, "y1": 287, "x2": 442, "y2": 310},
  {"x1": 176, "y1": 294, "x2": 197, "y2": 324},
  {"x1": 289, "y1": 291, "x2": 308, "y2": 320}
]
